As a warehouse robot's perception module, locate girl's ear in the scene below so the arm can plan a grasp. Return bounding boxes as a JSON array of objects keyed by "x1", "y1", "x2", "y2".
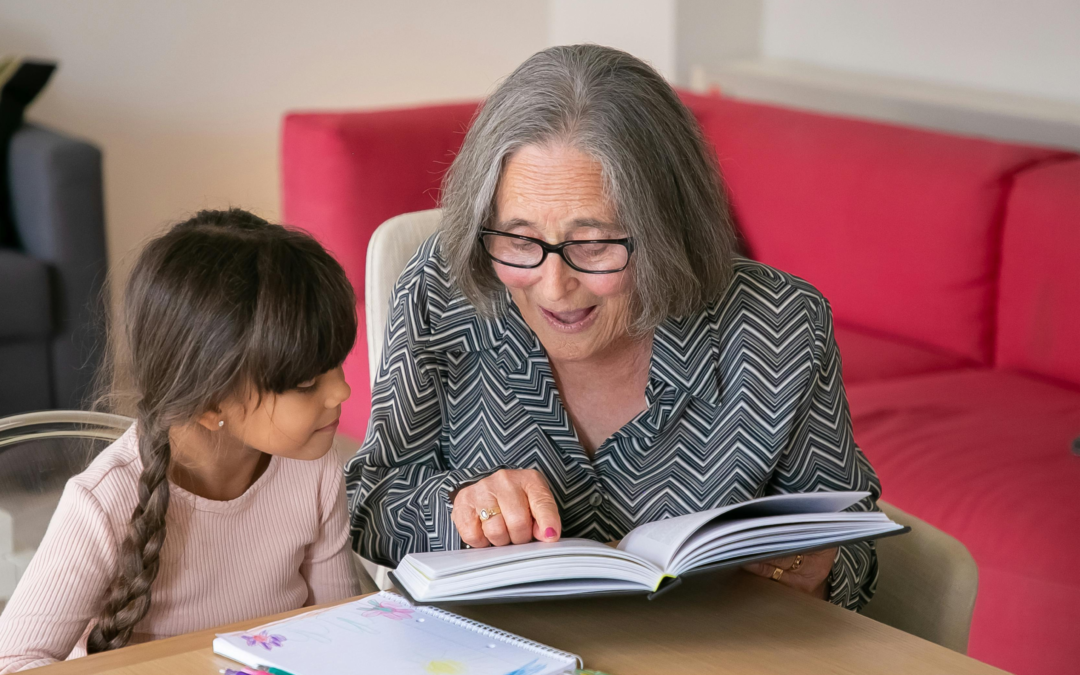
[{"x1": 195, "y1": 408, "x2": 224, "y2": 432}]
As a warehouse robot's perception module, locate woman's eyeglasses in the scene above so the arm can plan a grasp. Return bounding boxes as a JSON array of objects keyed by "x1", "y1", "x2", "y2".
[{"x1": 479, "y1": 229, "x2": 634, "y2": 274}]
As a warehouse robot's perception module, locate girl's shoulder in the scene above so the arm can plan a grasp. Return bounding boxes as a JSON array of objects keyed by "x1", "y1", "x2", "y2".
[
  {"x1": 69, "y1": 423, "x2": 142, "y2": 497},
  {"x1": 50, "y1": 423, "x2": 142, "y2": 534}
]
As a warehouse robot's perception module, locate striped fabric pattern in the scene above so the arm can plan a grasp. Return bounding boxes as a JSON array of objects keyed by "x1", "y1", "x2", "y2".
[{"x1": 345, "y1": 233, "x2": 881, "y2": 611}]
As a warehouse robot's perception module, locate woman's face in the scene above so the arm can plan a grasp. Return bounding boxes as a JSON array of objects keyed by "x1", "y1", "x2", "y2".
[{"x1": 492, "y1": 143, "x2": 634, "y2": 363}]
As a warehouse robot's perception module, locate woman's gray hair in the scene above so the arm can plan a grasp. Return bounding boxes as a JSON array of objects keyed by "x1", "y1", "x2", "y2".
[{"x1": 440, "y1": 44, "x2": 737, "y2": 334}]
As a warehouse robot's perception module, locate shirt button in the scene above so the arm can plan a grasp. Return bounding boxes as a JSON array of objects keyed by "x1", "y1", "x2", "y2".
[{"x1": 589, "y1": 492, "x2": 604, "y2": 507}]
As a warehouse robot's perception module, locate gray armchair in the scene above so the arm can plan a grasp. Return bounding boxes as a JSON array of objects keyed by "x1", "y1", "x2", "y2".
[{"x1": 0, "y1": 124, "x2": 106, "y2": 415}]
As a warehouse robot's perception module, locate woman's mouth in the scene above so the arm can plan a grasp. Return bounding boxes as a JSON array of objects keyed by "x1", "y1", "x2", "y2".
[
  {"x1": 315, "y1": 419, "x2": 340, "y2": 434},
  {"x1": 539, "y1": 306, "x2": 597, "y2": 333}
]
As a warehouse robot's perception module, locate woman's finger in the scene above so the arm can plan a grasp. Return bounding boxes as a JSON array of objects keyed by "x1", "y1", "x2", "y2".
[
  {"x1": 740, "y1": 561, "x2": 776, "y2": 579},
  {"x1": 493, "y1": 485, "x2": 536, "y2": 545},
  {"x1": 742, "y1": 549, "x2": 836, "y2": 598},
  {"x1": 452, "y1": 499, "x2": 490, "y2": 548},
  {"x1": 521, "y1": 472, "x2": 561, "y2": 542},
  {"x1": 480, "y1": 510, "x2": 511, "y2": 546}
]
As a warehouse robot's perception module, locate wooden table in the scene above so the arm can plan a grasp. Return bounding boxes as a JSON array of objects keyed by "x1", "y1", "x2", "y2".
[{"x1": 32, "y1": 570, "x2": 1006, "y2": 675}]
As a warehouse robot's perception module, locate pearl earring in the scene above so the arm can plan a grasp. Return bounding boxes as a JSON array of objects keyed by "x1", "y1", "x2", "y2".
[{"x1": 218, "y1": 420, "x2": 225, "y2": 428}]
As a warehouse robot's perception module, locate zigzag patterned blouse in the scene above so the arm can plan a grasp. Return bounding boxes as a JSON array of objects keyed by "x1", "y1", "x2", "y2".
[{"x1": 345, "y1": 233, "x2": 882, "y2": 611}]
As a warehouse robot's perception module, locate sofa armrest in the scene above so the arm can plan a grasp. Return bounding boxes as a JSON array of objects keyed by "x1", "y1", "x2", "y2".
[{"x1": 8, "y1": 124, "x2": 107, "y2": 408}]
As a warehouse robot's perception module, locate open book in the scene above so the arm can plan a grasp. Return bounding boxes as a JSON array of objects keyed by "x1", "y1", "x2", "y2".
[{"x1": 391, "y1": 491, "x2": 907, "y2": 603}]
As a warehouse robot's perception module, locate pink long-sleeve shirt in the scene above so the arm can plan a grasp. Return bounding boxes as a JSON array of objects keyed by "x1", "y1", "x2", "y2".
[{"x1": 0, "y1": 424, "x2": 359, "y2": 672}]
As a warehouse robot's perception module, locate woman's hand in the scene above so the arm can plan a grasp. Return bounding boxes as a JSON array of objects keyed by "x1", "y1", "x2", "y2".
[
  {"x1": 742, "y1": 548, "x2": 837, "y2": 599},
  {"x1": 451, "y1": 469, "x2": 562, "y2": 547}
]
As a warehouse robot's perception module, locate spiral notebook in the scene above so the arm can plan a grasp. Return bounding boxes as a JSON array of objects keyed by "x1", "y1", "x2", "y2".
[{"x1": 213, "y1": 591, "x2": 580, "y2": 675}]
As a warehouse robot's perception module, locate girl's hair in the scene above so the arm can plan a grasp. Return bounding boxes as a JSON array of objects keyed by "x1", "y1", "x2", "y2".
[{"x1": 86, "y1": 209, "x2": 356, "y2": 653}]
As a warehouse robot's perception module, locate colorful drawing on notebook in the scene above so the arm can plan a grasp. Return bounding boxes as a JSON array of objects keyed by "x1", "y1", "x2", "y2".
[
  {"x1": 501, "y1": 658, "x2": 545, "y2": 675},
  {"x1": 360, "y1": 598, "x2": 414, "y2": 621},
  {"x1": 424, "y1": 659, "x2": 467, "y2": 674},
  {"x1": 240, "y1": 630, "x2": 286, "y2": 650}
]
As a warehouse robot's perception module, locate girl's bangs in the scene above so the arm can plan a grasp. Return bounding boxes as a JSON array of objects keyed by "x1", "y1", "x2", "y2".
[{"x1": 246, "y1": 236, "x2": 358, "y2": 393}]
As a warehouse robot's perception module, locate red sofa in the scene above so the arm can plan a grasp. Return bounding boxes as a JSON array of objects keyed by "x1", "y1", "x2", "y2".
[{"x1": 282, "y1": 94, "x2": 1080, "y2": 675}]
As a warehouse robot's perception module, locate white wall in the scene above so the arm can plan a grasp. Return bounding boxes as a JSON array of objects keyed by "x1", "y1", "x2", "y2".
[
  {"x1": 548, "y1": 0, "x2": 678, "y2": 80},
  {"x1": 761, "y1": 0, "x2": 1080, "y2": 106},
  {"x1": 5, "y1": 0, "x2": 1078, "y2": 277},
  {"x1": 676, "y1": 0, "x2": 762, "y2": 87},
  {"x1": 0, "y1": 0, "x2": 546, "y2": 274}
]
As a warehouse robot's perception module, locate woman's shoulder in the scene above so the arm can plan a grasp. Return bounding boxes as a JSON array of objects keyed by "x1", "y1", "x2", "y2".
[
  {"x1": 713, "y1": 258, "x2": 832, "y2": 320},
  {"x1": 387, "y1": 231, "x2": 500, "y2": 352}
]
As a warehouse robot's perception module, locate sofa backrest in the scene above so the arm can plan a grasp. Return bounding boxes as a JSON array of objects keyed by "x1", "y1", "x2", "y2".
[
  {"x1": 681, "y1": 93, "x2": 1063, "y2": 365},
  {"x1": 282, "y1": 94, "x2": 1077, "y2": 393},
  {"x1": 996, "y1": 158, "x2": 1080, "y2": 389},
  {"x1": 281, "y1": 102, "x2": 478, "y2": 298}
]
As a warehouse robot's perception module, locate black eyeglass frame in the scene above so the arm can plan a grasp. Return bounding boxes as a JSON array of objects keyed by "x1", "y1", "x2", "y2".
[{"x1": 478, "y1": 228, "x2": 635, "y2": 274}]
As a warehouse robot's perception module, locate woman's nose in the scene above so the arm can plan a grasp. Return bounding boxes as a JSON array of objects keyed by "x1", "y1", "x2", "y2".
[{"x1": 536, "y1": 252, "x2": 577, "y2": 300}]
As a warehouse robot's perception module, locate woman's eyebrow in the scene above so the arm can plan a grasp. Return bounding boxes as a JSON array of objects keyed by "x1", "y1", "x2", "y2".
[
  {"x1": 569, "y1": 218, "x2": 622, "y2": 235},
  {"x1": 493, "y1": 218, "x2": 532, "y2": 231},
  {"x1": 493, "y1": 217, "x2": 622, "y2": 235}
]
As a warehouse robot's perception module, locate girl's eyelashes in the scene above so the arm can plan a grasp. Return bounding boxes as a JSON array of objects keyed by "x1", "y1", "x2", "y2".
[{"x1": 294, "y1": 378, "x2": 319, "y2": 393}]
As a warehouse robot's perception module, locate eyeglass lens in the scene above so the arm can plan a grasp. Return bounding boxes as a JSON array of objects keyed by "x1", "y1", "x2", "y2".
[{"x1": 482, "y1": 234, "x2": 629, "y2": 272}]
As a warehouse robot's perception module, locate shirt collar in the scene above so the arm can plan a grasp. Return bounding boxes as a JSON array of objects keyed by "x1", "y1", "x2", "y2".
[
  {"x1": 447, "y1": 293, "x2": 722, "y2": 407},
  {"x1": 647, "y1": 312, "x2": 723, "y2": 407}
]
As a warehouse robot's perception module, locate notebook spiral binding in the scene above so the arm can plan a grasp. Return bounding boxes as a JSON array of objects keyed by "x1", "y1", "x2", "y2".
[{"x1": 385, "y1": 592, "x2": 583, "y2": 668}]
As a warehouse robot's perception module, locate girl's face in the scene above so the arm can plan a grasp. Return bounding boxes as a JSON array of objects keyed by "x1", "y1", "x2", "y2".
[
  {"x1": 213, "y1": 366, "x2": 351, "y2": 461},
  {"x1": 492, "y1": 143, "x2": 634, "y2": 363}
]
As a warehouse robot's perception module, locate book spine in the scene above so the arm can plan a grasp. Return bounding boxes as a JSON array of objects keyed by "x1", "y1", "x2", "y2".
[{"x1": 413, "y1": 603, "x2": 582, "y2": 668}]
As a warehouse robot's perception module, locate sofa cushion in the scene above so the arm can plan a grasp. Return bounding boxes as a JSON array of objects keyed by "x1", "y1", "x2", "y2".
[
  {"x1": 282, "y1": 104, "x2": 477, "y2": 439},
  {"x1": 834, "y1": 323, "x2": 973, "y2": 384},
  {"x1": 0, "y1": 340, "x2": 52, "y2": 414},
  {"x1": 0, "y1": 248, "x2": 51, "y2": 339},
  {"x1": 682, "y1": 93, "x2": 1065, "y2": 366},
  {"x1": 281, "y1": 103, "x2": 478, "y2": 299},
  {"x1": 847, "y1": 369, "x2": 1080, "y2": 675},
  {"x1": 996, "y1": 158, "x2": 1080, "y2": 389}
]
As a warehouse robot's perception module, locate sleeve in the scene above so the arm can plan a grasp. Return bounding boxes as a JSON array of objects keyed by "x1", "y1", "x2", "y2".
[
  {"x1": 767, "y1": 295, "x2": 881, "y2": 612},
  {"x1": 343, "y1": 272, "x2": 503, "y2": 568},
  {"x1": 0, "y1": 483, "x2": 117, "y2": 672},
  {"x1": 299, "y1": 453, "x2": 361, "y2": 606}
]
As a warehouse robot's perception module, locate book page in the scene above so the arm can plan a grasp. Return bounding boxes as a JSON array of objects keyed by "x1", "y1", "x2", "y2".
[
  {"x1": 618, "y1": 491, "x2": 869, "y2": 571},
  {"x1": 405, "y1": 539, "x2": 634, "y2": 577},
  {"x1": 397, "y1": 539, "x2": 663, "y2": 600}
]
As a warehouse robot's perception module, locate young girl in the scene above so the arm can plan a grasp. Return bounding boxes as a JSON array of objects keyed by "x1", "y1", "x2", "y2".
[{"x1": 0, "y1": 209, "x2": 361, "y2": 670}]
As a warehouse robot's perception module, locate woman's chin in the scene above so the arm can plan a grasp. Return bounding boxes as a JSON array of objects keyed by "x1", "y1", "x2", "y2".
[{"x1": 532, "y1": 317, "x2": 608, "y2": 363}]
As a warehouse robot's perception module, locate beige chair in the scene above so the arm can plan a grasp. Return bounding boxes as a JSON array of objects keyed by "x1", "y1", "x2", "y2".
[
  {"x1": 864, "y1": 501, "x2": 978, "y2": 654},
  {"x1": 362, "y1": 210, "x2": 980, "y2": 651},
  {"x1": 357, "y1": 208, "x2": 444, "y2": 591}
]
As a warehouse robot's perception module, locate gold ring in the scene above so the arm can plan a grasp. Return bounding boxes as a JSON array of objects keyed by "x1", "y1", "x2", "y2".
[
  {"x1": 478, "y1": 506, "x2": 501, "y2": 522},
  {"x1": 789, "y1": 555, "x2": 803, "y2": 572},
  {"x1": 771, "y1": 567, "x2": 784, "y2": 581}
]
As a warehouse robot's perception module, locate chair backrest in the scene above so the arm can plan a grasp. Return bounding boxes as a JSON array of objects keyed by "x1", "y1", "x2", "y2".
[
  {"x1": 359, "y1": 209, "x2": 442, "y2": 591},
  {"x1": 863, "y1": 501, "x2": 978, "y2": 653},
  {"x1": 364, "y1": 208, "x2": 443, "y2": 387},
  {"x1": 0, "y1": 410, "x2": 133, "y2": 602}
]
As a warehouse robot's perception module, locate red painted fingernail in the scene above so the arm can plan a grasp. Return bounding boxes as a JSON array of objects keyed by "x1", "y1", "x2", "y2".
[{"x1": 545, "y1": 527, "x2": 557, "y2": 539}]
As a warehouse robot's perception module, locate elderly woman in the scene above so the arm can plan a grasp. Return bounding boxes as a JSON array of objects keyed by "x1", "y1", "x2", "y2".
[{"x1": 345, "y1": 44, "x2": 881, "y2": 611}]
